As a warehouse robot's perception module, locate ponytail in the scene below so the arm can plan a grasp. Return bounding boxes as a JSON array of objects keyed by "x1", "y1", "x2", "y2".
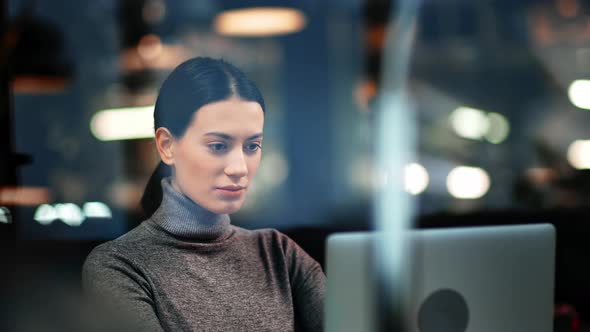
[{"x1": 140, "y1": 161, "x2": 173, "y2": 218}]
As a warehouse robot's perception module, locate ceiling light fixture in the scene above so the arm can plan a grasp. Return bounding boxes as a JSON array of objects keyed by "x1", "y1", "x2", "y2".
[{"x1": 214, "y1": 7, "x2": 306, "y2": 37}]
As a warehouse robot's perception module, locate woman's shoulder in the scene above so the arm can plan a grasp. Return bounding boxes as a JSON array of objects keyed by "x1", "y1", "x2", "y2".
[
  {"x1": 84, "y1": 222, "x2": 155, "y2": 265},
  {"x1": 236, "y1": 226, "x2": 323, "y2": 275}
]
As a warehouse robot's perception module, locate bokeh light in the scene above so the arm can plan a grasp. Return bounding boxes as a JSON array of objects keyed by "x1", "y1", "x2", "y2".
[
  {"x1": 450, "y1": 106, "x2": 489, "y2": 140},
  {"x1": 404, "y1": 163, "x2": 429, "y2": 195},
  {"x1": 485, "y1": 112, "x2": 510, "y2": 144},
  {"x1": 83, "y1": 202, "x2": 113, "y2": 218},
  {"x1": 55, "y1": 203, "x2": 85, "y2": 227},
  {"x1": 568, "y1": 80, "x2": 590, "y2": 110},
  {"x1": 446, "y1": 166, "x2": 491, "y2": 199},
  {"x1": 137, "y1": 34, "x2": 163, "y2": 61},
  {"x1": 34, "y1": 204, "x2": 57, "y2": 225},
  {"x1": 567, "y1": 140, "x2": 590, "y2": 169},
  {"x1": 90, "y1": 106, "x2": 154, "y2": 141},
  {"x1": 214, "y1": 7, "x2": 306, "y2": 37}
]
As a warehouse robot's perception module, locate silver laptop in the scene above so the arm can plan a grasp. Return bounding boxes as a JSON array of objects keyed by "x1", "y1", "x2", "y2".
[{"x1": 324, "y1": 224, "x2": 555, "y2": 332}]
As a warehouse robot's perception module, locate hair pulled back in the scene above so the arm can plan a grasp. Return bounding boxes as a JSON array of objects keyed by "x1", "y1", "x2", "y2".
[{"x1": 140, "y1": 57, "x2": 265, "y2": 217}]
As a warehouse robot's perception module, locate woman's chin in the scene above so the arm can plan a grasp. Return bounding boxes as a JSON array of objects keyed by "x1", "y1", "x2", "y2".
[{"x1": 209, "y1": 201, "x2": 244, "y2": 215}]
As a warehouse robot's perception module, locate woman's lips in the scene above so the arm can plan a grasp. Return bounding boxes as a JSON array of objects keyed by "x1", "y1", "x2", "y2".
[
  {"x1": 219, "y1": 185, "x2": 245, "y2": 191},
  {"x1": 216, "y1": 187, "x2": 246, "y2": 198}
]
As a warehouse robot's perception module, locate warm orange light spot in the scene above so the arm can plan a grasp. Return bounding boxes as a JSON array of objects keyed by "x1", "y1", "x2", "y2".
[{"x1": 0, "y1": 186, "x2": 51, "y2": 206}]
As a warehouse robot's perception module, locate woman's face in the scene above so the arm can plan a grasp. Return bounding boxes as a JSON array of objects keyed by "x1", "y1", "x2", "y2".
[{"x1": 158, "y1": 98, "x2": 264, "y2": 214}]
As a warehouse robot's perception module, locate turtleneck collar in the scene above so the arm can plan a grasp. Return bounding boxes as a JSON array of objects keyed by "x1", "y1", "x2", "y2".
[{"x1": 149, "y1": 177, "x2": 232, "y2": 241}]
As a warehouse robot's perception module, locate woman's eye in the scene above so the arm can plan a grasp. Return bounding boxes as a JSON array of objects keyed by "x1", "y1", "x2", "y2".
[
  {"x1": 245, "y1": 143, "x2": 261, "y2": 153},
  {"x1": 208, "y1": 143, "x2": 227, "y2": 153}
]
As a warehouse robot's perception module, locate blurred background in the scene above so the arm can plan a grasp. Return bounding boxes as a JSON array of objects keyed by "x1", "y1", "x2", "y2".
[{"x1": 1, "y1": 0, "x2": 590, "y2": 330}]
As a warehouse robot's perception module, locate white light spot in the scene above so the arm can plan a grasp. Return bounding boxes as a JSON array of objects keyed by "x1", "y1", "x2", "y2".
[
  {"x1": 450, "y1": 106, "x2": 490, "y2": 140},
  {"x1": 446, "y1": 166, "x2": 491, "y2": 199},
  {"x1": 567, "y1": 140, "x2": 590, "y2": 169},
  {"x1": 404, "y1": 163, "x2": 429, "y2": 195},
  {"x1": 55, "y1": 203, "x2": 85, "y2": 227},
  {"x1": 0, "y1": 207, "x2": 11, "y2": 224},
  {"x1": 485, "y1": 112, "x2": 510, "y2": 144},
  {"x1": 83, "y1": 202, "x2": 113, "y2": 218},
  {"x1": 568, "y1": 80, "x2": 590, "y2": 110},
  {"x1": 90, "y1": 105, "x2": 154, "y2": 141},
  {"x1": 34, "y1": 204, "x2": 57, "y2": 225}
]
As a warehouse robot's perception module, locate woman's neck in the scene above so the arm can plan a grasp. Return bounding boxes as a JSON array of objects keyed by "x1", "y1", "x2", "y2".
[{"x1": 149, "y1": 177, "x2": 232, "y2": 241}]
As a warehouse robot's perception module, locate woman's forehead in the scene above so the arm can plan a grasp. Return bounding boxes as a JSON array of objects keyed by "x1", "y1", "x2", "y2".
[{"x1": 187, "y1": 99, "x2": 264, "y2": 136}]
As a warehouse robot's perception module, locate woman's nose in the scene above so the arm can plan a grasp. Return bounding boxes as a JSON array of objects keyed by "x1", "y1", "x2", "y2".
[{"x1": 224, "y1": 150, "x2": 248, "y2": 178}]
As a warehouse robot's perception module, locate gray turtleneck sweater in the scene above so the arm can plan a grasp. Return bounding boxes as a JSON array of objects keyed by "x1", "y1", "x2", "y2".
[{"x1": 82, "y1": 178, "x2": 325, "y2": 331}]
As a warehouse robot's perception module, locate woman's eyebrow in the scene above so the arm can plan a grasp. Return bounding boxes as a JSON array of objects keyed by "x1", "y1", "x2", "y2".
[
  {"x1": 247, "y1": 133, "x2": 263, "y2": 140},
  {"x1": 204, "y1": 132, "x2": 233, "y2": 140},
  {"x1": 204, "y1": 132, "x2": 263, "y2": 140}
]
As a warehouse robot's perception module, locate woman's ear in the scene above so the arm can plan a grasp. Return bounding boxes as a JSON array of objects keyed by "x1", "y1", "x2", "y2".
[{"x1": 155, "y1": 127, "x2": 176, "y2": 166}]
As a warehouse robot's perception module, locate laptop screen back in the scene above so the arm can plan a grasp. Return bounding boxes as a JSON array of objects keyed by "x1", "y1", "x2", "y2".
[{"x1": 325, "y1": 224, "x2": 555, "y2": 332}]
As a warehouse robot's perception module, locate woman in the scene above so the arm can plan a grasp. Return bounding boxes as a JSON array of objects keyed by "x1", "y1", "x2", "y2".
[{"x1": 82, "y1": 57, "x2": 325, "y2": 331}]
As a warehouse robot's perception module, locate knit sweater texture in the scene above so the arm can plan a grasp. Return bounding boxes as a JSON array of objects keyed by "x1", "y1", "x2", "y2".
[{"x1": 82, "y1": 178, "x2": 325, "y2": 331}]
